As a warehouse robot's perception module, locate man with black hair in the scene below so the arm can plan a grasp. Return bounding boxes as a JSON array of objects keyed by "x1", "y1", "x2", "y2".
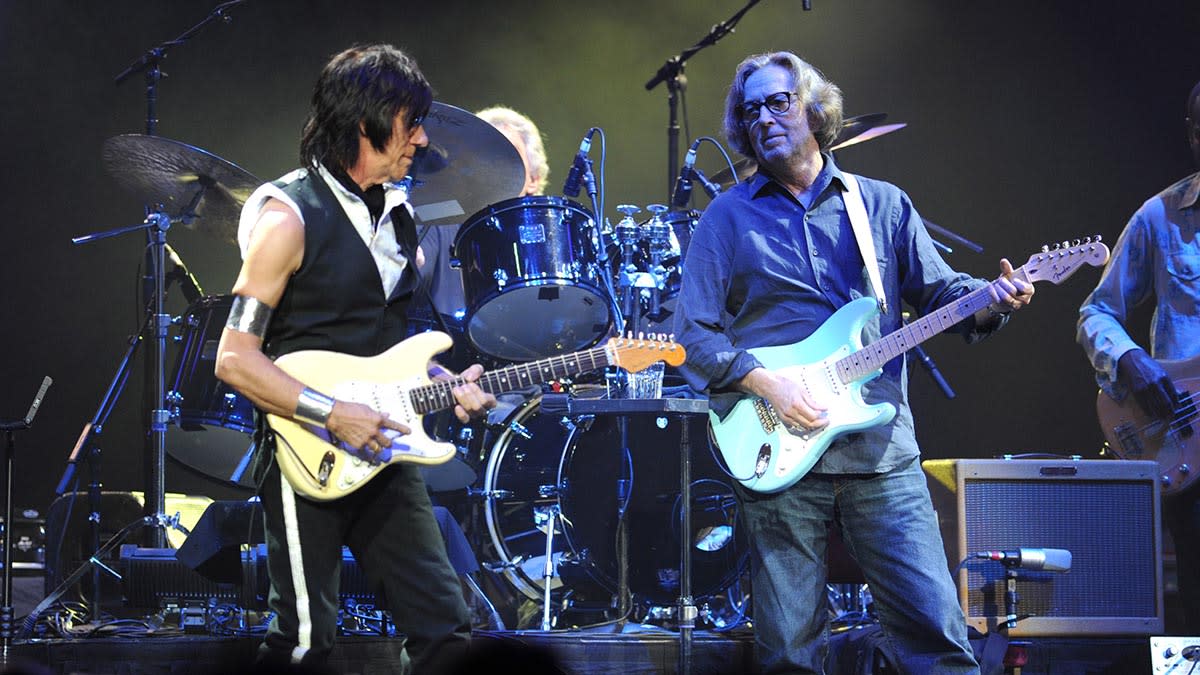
[
  {"x1": 1078, "y1": 78, "x2": 1200, "y2": 635},
  {"x1": 215, "y1": 44, "x2": 495, "y2": 671}
]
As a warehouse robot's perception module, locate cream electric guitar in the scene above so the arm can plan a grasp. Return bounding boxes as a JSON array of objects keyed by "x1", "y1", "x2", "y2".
[
  {"x1": 268, "y1": 331, "x2": 685, "y2": 501},
  {"x1": 710, "y1": 238, "x2": 1110, "y2": 494}
]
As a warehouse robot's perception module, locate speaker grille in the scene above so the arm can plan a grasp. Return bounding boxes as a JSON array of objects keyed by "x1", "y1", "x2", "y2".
[{"x1": 963, "y1": 478, "x2": 1157, "y2": 621}]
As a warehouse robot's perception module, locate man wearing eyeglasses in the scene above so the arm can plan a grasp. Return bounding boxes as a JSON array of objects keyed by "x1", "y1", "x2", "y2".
[
  {"x1": 215, "y1": 44, "x2": 495, "y2": 671},
  {"x1": 674, "y1": 51, "x2": 1032, "y2": 673}
]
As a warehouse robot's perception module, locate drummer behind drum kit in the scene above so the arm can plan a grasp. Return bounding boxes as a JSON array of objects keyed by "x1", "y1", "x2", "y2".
[{"x1": 90, "y1": 104, "x2": 904, "y2": 628}]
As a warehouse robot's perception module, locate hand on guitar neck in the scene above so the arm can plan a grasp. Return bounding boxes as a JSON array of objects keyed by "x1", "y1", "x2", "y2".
[{"x1": 1118, "y1": 349, "x2": 1184, "y2": 423}]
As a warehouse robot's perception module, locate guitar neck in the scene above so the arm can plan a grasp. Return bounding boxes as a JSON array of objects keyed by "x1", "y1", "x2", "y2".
[
  {"x1": 837, "y1": 267, "x2": 1032, "y2": 383},
  {"x1": 408, "y1": 346, "x2": 612, "y2": 415}
]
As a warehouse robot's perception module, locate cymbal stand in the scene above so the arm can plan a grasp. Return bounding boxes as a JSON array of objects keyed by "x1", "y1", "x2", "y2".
[
  {"x1": 71, "y1": 193, "x2": 204, "y2": 549},
  {"x1": 112, "y1": 0, "x2": 247, "y2": 547},
  {"x1": 0, "y1": 377, "x2": 51, "y2": 664}
]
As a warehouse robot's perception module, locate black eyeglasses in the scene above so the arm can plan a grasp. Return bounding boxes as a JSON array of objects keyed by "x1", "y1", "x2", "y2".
[{"x1": 737, "y1": 91, "x2": 799, "y2": 125}]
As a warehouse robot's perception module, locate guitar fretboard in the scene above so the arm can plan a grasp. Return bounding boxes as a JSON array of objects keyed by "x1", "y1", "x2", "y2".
[
  {"x1": 408, "y1": 346, "x2": 612, "y2": 414},
  {"x1": 836, "y1": 268, "x2": 1032, "y2": 383}
]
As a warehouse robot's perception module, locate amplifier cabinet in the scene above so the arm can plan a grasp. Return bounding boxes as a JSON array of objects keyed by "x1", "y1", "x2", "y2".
[{"x1": 922, "y1": 458, "x2": 1163, "y2": 636}]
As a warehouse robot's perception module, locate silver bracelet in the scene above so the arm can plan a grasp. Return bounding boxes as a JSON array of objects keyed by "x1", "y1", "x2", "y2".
[{"x1": 295, "y1": 387, "x2": 336, "y2": 427}]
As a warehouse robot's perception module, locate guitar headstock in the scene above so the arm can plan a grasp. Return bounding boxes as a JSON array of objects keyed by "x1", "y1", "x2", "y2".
[
  {"x1": 608, "y1": 334, "x2": 687, "y2": 373},
  {"x1": 1021, "y1": 236, "x2": 1110, "y2": 285}
]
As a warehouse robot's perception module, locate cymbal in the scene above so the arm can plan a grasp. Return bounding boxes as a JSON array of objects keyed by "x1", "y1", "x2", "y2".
[
  {"x1": 406, "y1": 102, "x2": 525, "y2": 225},
  {"x1": 830, "y1": 122, "x2": 907, "y2": 151},
  {"x1": 102, "y1": 134, "x2": 260, "y2": 244},
  {"x1": 710, "y1": 113, "x2": 907, "y2": 188}
]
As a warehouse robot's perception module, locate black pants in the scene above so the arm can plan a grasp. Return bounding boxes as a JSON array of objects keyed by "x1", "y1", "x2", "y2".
[
  {"x1": 1165, "y1": 484, "x2": 1200, "y2": 634},
  {"x1": 257, "y1": 458, "x2": 470, "y2": 673}
]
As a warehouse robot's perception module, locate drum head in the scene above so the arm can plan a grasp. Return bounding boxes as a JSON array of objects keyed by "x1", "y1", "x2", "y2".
[
  {"x1": 560, "y1": 414, "x2": 747, "y2": 605},
  {"x1": 482, "y1": 397, "x2": 574, "y2": 601}
]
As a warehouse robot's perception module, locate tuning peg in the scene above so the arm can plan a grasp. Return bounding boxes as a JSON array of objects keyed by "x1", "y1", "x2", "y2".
[
  {"x1": 1095, "y1": 234, "x2": 1103, "y2": 242},
  {"x1": 1073, "y1": 238, "x2": 1082, "y2": 247},
  {"x1": 1041, "y1": 244, "x2": 1050, "y2": 253}
]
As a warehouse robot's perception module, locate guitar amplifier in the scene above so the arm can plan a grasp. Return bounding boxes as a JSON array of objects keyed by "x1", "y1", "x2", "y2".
[{"x1": 923, "y1": 458, "x2": 1163, "y2": 636}]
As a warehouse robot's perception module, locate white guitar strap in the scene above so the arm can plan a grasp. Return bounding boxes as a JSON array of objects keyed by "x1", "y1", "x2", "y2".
[{"x1": 841, "y1": 173, "x2": 888, "y2": 315}]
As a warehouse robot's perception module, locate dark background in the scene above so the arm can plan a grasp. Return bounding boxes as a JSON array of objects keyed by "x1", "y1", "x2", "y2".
[{"x1": 0, "y1": 0, "x2": 1197, "y2": 513}]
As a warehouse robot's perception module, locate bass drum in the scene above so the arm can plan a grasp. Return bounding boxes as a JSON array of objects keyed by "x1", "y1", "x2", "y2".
[{"x1": 482, "y1": 397, "x2": 747, "y2": 605}]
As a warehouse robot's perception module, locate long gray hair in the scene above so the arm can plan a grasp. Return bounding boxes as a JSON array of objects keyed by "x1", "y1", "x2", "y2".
[{"x1": 722, "y1": 52, "x2": 844, "y2": 158}]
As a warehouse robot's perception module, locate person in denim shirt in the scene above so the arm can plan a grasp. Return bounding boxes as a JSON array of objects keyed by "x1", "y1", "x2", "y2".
[
  {"x1": 1077, "y1": 79, "x2": 1200, "y2": 634},
  {"x1": 674, "y1": 51, "x2": 1033, "y2": 674}
]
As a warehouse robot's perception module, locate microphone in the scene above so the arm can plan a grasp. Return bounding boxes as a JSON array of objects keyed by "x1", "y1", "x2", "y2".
[
  {"x1": 691, "y1": 167, "x2": 723, "y2": 199},
  {"x1": 561, "y1": 129, "x2": 595, "y2": 197},
  {"x1": 166, "y1": 244, "x2": 204, "y2": 304},
  {"x1": 974, "y1": 548, "x2": 1072, "y2": 572},
  {"x1": 671, "y1": 140, "x2": 701, "y2": 208}
]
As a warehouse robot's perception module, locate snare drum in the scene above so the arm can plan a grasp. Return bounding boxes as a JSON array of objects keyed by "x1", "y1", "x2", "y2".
[
  {"x1": 166, "y1": 295, "x2": 255, "y2": 488},
  {"x1": 453, "y1": 196, "x2": 612, "y2": 362}
]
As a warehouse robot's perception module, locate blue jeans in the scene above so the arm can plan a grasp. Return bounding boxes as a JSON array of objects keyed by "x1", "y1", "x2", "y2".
[{"x1": 736, "y1": 457, "x2": 979, "y2": 674}]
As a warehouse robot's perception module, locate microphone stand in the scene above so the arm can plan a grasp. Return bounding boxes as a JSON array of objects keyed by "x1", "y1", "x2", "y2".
[
  {"x1": 112, "y1": 0, "x2": 246, "y2": 547},
  {"x1": 0, "y1": 377, "x2": 51, "y2": 665},
  {"x1": 902, "y1": 313, "x2": 955, "y2": 400},
  {"x1": 645, "y1": 0, "x2": 765, "y2": 202}
]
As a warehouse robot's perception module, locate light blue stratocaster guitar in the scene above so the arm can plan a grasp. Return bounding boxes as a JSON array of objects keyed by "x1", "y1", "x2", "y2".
[{"x1": 710, "y1": 238, "x2": 1110, "y2": 493}]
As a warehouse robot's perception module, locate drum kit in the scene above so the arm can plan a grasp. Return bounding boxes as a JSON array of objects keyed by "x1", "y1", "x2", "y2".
[{"x1": 86, "y1": 102, "x2": 905, "y2": 628}]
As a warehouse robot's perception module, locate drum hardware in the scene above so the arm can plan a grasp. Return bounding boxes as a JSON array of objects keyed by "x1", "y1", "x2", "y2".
[{"x1": 69, "y1": 125, "x2": 259, "y2": 598}]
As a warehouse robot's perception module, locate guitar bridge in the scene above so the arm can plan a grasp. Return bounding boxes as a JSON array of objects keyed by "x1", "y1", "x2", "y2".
[
  {"x1": 754, "y1": 399, "x2": 780, "y2": 434},
  {"x1": 317, "y1": 451, "x2": 336, "y2": 486}
]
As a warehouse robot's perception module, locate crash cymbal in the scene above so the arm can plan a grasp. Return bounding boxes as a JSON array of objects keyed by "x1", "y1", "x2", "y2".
[
  {"x1": 830, "y1": 122, "x2": 907, "y2": 151},
  {"x1": 830, "y1": 112, "x2": 889, "y2": 149},
  {"x1": 102, "y1": 134, "x2": 260, "y2": 245},
  {"x1": 405, "y1": 102, "x2": 525, "y2": 225},
  {"x1": 710, "y1": 113, "x2": 906, "y2": 188}
]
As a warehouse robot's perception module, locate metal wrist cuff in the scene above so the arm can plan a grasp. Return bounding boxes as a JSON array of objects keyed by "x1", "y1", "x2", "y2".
[
  {"x1": 226, "y1": 295, "x2": 275, "y2": 338},
  {"x1": 295, "y1": 387, "x2": 335, "y2": 427}
]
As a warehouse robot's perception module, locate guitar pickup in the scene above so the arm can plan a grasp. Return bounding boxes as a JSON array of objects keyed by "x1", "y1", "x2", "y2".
[
  {"x1": 1179, "y1": 390, "x2": 1195, "y2": 439},
  {"x1": 317, "y1": 451, "x2": 336, "y2": 486}
]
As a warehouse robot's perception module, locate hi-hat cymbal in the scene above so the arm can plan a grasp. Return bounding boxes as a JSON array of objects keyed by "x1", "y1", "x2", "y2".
[
  {"x1": 102, "y1": 134, "x2": 260, "y2": 245},
  {"x1": 710, "y1": 113, "x2": 907, "y2": 188},
  {"x1": 405, "y1": 102, "x2": 526, "y2": 225}
]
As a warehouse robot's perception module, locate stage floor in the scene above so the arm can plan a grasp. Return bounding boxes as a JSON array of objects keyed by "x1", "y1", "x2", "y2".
[{"x1": 4, "y1": 626, "x2": 1157, "y2": 674}]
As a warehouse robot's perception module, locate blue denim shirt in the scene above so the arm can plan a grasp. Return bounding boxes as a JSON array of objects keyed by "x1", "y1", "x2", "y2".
[
  {"x1": 674, "y1": 154, "x2": 1001, "y2": 474},
  {"x1": 1077, "y1": 172, "x2": 1200, "y2": 397}
]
